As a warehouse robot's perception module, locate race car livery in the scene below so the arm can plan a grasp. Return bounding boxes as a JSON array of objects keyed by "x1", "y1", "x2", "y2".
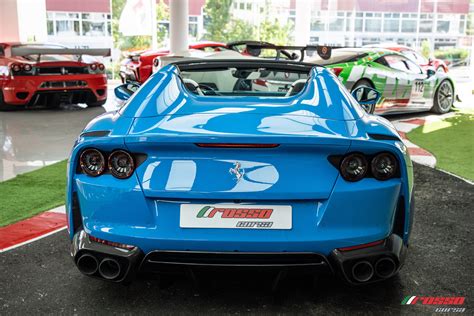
[
  {"x1": 307, "y1": 48, "x2": 455, "y2": 115},
  {"x1": 366, "y1": 44, "x2": 449, "y2": 73},
  {"x1": 0, "y1": 42, "x2": 110, "y2": 110}
]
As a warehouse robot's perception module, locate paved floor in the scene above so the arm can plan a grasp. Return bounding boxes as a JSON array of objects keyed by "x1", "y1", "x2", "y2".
[
  {"x1": 0, "y1": 105, "x2": 105, "y2": 181},
  {"x1": 0, "y1": 164, "x2": 472, "y2": 315}
]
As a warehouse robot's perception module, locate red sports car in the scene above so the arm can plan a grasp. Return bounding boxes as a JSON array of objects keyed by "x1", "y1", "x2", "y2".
[
  {"x1": 367, "y1": 44, "x2": 448, "y2": 73},
  {"x1": 0, "y1": 42, "x2": 110, "y2": 110},
  {"x1": 119, "y1": 41, "x2": 227, "y2": 84}
]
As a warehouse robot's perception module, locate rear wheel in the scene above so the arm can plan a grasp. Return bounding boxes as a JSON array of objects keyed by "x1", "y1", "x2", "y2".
[
  {"x1": 431, "y1": 80, "x2": 453, "y2": 114},
  {"x1": 352, "y1": 79, "x2": 376, "y2": 114}
]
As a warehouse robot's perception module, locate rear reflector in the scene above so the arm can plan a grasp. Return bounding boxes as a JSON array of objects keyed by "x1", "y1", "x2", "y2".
[
  {"x1": 89, "y1": 235, "x2": 136, "y2": 250},
  {"x1": 337, "y1": 240, "x2": 384, "y2": 252},
  {"x1": 195, "y1": 143, "x2": 280, "y2": 148}
]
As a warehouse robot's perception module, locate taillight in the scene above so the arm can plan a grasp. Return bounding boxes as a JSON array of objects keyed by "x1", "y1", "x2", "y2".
[
  {"x1": 338, "y1": 240, "x2": 384, "y2": 252},
  {"x1": 23, "y1": 64, "x2": 32, "y2": 71},
  {"x1": 195, "y1": 143, "x2": 279, "y2": 148},
  {"x1": 334, "y1": 152, "x2": 399, "y2": 182},
  {"x1": 89, "y1": 63, "x2": 98, "y2": 71},
  {"x1": 153, "y1": 58, "x2": 160, "y2": 67},
  {"x1": 339, "y1": 153, "x2": 368, "y2": 182},
  {"x1": 11, "y1": 63, "x2": 22, "y2": 72},
  {"x1": 108, "y1": 150, "x2": 135, "y2": 179},
  {"x1": 371, "y1": 152, "x2": 398, "y2": 180},
  {"x1": 98, "y1": 63, "x2": 105, "y2": 71},
  {"x1": 330, "y1": 67, "x2": 343, "y2": 77},
  {"x1": 79, "y1": 148, "x2": 105, "y2": 177},
  {"x1": 253, "y1": 79, "x2": 268, "y2": 87}
]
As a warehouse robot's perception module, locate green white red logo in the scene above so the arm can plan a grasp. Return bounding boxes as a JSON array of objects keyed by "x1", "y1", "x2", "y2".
[
  {"x1": 196, "y1": 206, "x2": 273, "y2": 219},
  {"x1": 401, "y1": 296, "x2": 465, "y2": 305}
]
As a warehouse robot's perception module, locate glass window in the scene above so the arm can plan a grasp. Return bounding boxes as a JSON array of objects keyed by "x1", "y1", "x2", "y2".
[
  {"x1": 82, "y1": 21, "x2": 106, "y2": 36},
  {"x1": 329, "y1": 18, "x2": 344, "y2": 31},
  {"x1": 47, "y1": 20, "x2": 54, "y2": 35},
  {"x1": 246, "y1": 3, "x2": 251, "y2": 10},
  {"x1": 405, "y1": 59, "x2": 422, "y2": 74},
  {"x1": 355, "y1": 18, "x2": 363, "y2": 32},
  {"x1": 310, "y1": 18, "x2": 325, "y2": 32},
  {"x1": 459, "y1": 20, "x2": 465, "y2": 34},
  {"x1": 180, "y1": 67, "x2": 310, "y2": 97},
  {"x1": 437, "y1": 20, "x2": 450, "y2": 33},
  {"x1": 239, "y1": 2, "x2": 244, "y2": 9},
  {"x1": 384, "y1": 19, "x2": 399, "y2": 32},
  {"x1": 365, "y1": 19, "x2": 381, "y2": 32},
  {"x1": 384, "y1": 55, "x2": 410, "y2": 72},
  {"x1": 419, "y1": 20, "x2": 433, "y2": 33},
  {"x1": 56, "y1": 20, "x2": 80, "y2": 36},
  {"x1": 401, "y1": 20, "x2": 416, "y2": 32}
]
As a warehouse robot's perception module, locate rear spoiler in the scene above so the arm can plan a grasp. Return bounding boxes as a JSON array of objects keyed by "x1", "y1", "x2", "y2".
[
  {"x1": 11, "y1": 47, "x2": 111, "y2": 62},
  {"x1": 227, "y1": 41, "x2": 343, "y2": 61}
]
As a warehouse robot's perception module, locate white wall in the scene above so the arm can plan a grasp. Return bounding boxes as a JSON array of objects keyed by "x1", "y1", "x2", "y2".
[
  {"x1": 0, "y1": 0, "x2": 21, "y2": 41},
  {"x1": 0, "y1": 0, "x2": 47, "y2": 43},
  {"x1": 17, "y1": 0, "x2": 47, "y2": 42}
]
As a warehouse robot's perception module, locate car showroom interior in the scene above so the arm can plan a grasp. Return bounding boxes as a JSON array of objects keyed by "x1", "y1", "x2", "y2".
[{"x1": 0, "y1": 0, "x2": 472, "y2": 314}]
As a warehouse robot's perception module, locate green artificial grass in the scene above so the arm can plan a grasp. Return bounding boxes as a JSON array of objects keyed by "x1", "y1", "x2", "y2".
[
  {"x1": 0, "y1": 160, "x2": 67, "y2": 227},
  {"x1": 407, "y1": 110, "x2": 474, "y2": 181}
]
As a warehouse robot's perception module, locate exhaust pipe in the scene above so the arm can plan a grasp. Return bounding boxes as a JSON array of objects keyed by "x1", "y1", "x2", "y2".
[
  {"x1": 351, "y1": 260, "x2": 374, "y2": 283},
  {"x1": 76, "y1": 253, "x2": 99, "y2": 276},
  {"x1": 375, "y1": 257, "x2": 397, "y2": 279},
  {"x1": 99, "y1": 258, "x2": 122, "y2": 280}
]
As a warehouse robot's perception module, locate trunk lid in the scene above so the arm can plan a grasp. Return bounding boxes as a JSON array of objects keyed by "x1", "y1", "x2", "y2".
[{"x1": 125, "y1": 113, "x2": 353, "y2": 200}]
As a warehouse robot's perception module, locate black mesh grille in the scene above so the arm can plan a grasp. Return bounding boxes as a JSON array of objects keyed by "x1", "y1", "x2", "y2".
[{"x1": 37, "y1": 66, "x2": 88, "y2": 75}]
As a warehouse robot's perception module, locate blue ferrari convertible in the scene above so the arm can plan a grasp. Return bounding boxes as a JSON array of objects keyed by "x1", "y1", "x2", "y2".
[{"x1": 67, "y1": 59, "x2": 414, "y2": 285}]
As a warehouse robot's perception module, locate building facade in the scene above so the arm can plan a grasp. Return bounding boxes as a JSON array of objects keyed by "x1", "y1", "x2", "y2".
[{"x1": 1, "y1": 0, "x2": 471, "y2": 51}]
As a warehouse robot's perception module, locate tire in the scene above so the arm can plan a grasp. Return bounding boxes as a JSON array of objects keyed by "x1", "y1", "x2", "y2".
[
  {"x1": 431, "y1": 80, "x2": 454, "y2": 114},
  {"x1": 351, "y1": 79, "x2": 376, "y2": 114},
  {"x1": 87, "y1": 99, "x2": 107, "y2": 108}
]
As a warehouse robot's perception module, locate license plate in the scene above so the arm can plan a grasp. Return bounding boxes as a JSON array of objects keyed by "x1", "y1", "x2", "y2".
[{"x1": 180, "y1": 204, "x2": 292, "y2": 229}]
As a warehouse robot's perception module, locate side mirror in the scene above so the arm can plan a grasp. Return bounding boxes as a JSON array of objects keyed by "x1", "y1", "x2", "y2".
[
  {"x1": 114, "y1": 83, "x2": 140, "y2": 101},
  {"x1": 426, "y1": 68, "x2": 436, "y2": 78},
  {"x1": 351, "y1": 86, "x2": 381, "y2": 114}
]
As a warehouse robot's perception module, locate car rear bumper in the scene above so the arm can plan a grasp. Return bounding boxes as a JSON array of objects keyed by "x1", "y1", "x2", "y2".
[
  {"x1": 1, "y1": 74, "x2": 107, "y2": 106},
  {"x1": 71, "y1": 229, "x2": 406, "y2": 285}
]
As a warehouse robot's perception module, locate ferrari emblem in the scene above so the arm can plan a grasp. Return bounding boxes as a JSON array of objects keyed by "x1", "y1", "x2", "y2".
[{"x1": 229, "y1": 162, "x2": 245, "y2": 182}]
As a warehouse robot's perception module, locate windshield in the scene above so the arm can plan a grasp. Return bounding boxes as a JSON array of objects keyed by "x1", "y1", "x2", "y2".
[{"x1": 179, "y1": 66, "x2": 310, "y2": 97}]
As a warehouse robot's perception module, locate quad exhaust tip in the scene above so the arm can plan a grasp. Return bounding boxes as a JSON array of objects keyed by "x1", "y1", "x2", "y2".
[
  {"x1": 77, "y1": 254, "x2": 99, "y2": 276},
  {"x1": 98, "y1": 258, "x2": 122, "y2": 280},
  {"x1": 352, "y1": 260, "x2": 374, "y2": 283},
  {"x1": 375, "y1": 257, "x2": 397, "y2": 279}
]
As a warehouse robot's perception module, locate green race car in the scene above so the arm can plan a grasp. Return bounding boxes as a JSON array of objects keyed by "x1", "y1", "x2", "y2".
[{"x1": 307, "y1": 48, "x2": 455, "y2": 115}]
